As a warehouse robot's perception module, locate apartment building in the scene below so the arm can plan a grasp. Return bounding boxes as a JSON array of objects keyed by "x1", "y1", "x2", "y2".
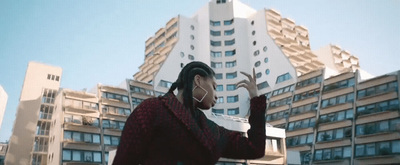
[
  {"x1": 0, "y1": 85, "x2": 8, "y2": 132},
  {"x1": 266, "y1": 70, "x2": 400, "y2": 165},
  {"x1": 6, "y1": 60, "x2": 285, "y2": 164},
  {"x1": 5, "y1": 62, "x2": 62, "y2": 165},
  {"x1": 131, "y1": 0, "x2": 399, "y2": 164}
]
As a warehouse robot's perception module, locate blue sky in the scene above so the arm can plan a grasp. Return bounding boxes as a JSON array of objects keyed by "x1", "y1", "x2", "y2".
[{"x1": 0, "y1": 0, "x2": 399, "y2": 142}]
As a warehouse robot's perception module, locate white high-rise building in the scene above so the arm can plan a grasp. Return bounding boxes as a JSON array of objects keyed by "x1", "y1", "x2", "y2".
[{"x1": 134, "y1": 0, "x2": 359, "y2": 118}]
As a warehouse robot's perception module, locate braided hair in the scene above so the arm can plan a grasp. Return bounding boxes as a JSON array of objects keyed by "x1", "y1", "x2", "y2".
[{"x1": 168, "y1": 61, "x2": 215, "y2": 111}]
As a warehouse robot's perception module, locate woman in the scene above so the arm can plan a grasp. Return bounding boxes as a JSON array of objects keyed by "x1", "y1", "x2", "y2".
[{"x1": 113, "y1": 61, "x2": 266, "y2": 164}]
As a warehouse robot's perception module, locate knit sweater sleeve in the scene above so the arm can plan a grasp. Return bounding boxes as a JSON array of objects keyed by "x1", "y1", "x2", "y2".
[{"x1": 112, "y1": 98, "x2": 158, "y2": 165}]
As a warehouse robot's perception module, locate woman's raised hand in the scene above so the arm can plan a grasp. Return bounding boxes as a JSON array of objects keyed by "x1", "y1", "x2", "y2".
[{"x1": 236, "y1": 68, "x2": 258, "y2": 99}]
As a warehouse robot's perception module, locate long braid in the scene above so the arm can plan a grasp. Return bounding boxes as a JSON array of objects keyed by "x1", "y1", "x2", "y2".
[{"x1": 168, "y1": 62, "x2": 215, "y2": 111}]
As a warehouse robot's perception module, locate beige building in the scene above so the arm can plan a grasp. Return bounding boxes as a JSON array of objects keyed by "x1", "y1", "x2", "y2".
[
  {"x1": 0, "y1": 85, "x2": 8, "y2": 132},
  {"x1": 5, "y1": 62, "x2": 62, "y2": 165},
  {"x1": 0, "y1": 142, "x2": 8, "y2": 165}
]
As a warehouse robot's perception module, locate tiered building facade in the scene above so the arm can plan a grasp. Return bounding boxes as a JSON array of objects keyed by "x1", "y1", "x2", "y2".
[{"x1": 4, "y1": 0, "x2": 400, "y2": 165}]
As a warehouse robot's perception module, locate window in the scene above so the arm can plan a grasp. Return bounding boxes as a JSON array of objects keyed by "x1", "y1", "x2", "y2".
[
  {"x1": 104, "y1": 135, "x2": 120, "y2": 146},
  {"x1": 210, "y1": 40, "x2": 221, "y2": 46},
  {"x1": 256, "y1": 72, "x2": 262, "y2": 79},
  {"x1": 159, "y1": 80, "x2": 172, "y2": 88},
  {"x1": 357, "y1": 81, "x2": 398, "y2": 99},
  {"x1": 287, "y1": 118, "x2": 315, "y2": 131},
  {"x1": 42, "y1": 89, "x2": 57, "y2": 104},
  {"x1": 276, "y1": 73, "x2": 292, "y2": 84},
  {"x1": 269, "y1": 97, "x2": 291, "y2": 108},
  {"x1": 321, "y1": 93, "x2": 354, "y2": 108},
  {"x1": 257, "y1": 81, "x2": 269, "y2": 90},
  {"x1": 227, "y1": 95, "x2": 239, "y2": 103},
  {"x1": 314, "y1": 146, "x2": 351, "y2": 161},
  {"x1": 296, "y1": 75, "x2": 323, "y2": 88},
  {"x1": 225, "y1": 49, "x2": 236, "y2": 56},
  {"x1": 317, "y1": 127, "x2": 351, "y2": 142},
  {"x1": 264, "y1": 57, "x2": 269, "y2": 63},
  {"x1": 226, "y1": 84, "x2": 236, "y2": 91},
  {"x1": 210, "y1": 20, "x2": 221, "y2": 26},
  {"x1": 356, "y1": 99, "x2": 399, "y2": 116},
  {"x1": 224, "y1": 29, "x2": 234, "y2": 35},
  {"x1": 216, "y1": 85, "x2": 223, "y2": 92},
  {"x1": 215, "y1": 73, "x2": 223, "y2": 79},
  {"x1": 226, "y1": 72, "x2": 237, "y2": 79},
  {"x1": 254, "y1": 61, "x2": 261, "y2": 67},
  {"x1": 290, "y1": 102, "x2": 318, "y2": 116},
  {"x1": 102, "y1": 92, "x2": 129, "y2": 103},
  {"x1": 253, "y1": 50, "x2": 260, "y2": 56},
  {"x1": 323, "y1": 78, "x2": 355, "y2": 93},
  {"x1": 39, "y1": 105, "x2": 54, "y2": 120},
  {"x1": 271, "y1": 84, "x2": 295, "y2": 96},
  {"x1": 225, "y1": 60, "x2": 236, "y2": 68},
  {"x1": 102, "y1": 119, "x2": 125, "y2": 130},
  {"x1": 265, "y1": 69, "x2": 270, "y2": 75},
  {"x1": 190, "y1": 45, "x2": 194, "y2": 50},
  {"x1": 293, "y1": 89, "x2": 320, "y2": 102},
  {"x1": 102, "y1": 105, "x2": 131, "y2": 116},
  {"x1": 356, "y1": 118, "x2": 400, "y2": 136},
  {"x1": 286, "y1": 133, "x2": 313, "y2": 147},
  {"x1": 211, "y1": 51, "x2": 222, "y2": 58},
  {"x1": 62, "y1": 150, "x2": 101, "y2": 163},
  {"x1": 252, "y1": 31, "x2": 255, "y2": 35},
  {"x1": 217, "y1": 97, "x2": 224, "y2": 103},
  {"x1": 355, "y1": 140, "x2": 400, "y2": 157},
  {"x1": 266, "y1": 110, "x2": 289, "y2": 121},
  {"x1": 263, "y1": 46, "x2": 268, "y2": 52},
  {"x1": 225, "y1": 39, "x2": 235, "y2": 46},
  {"x1": 188, "y1": 55, "x2": 194, "y2": 60},
  {"x1": 224, "y1": 19, "x2": 233, "y2": 25},
  {"x1": 227, "y1": 108, "x2": 239, "y2": 115},
  {"x1": 211, "y1": 62, "x2": 223, "y2": 69},
  {"x1": 210, "y1": 30, "x2": 221, "y2": 36},
  {"x1": 212, "y1": 108, "x2": 224, "y2": 114},
  {"x1": 253, "y1": 41, "x2": 256, "y2": 46}
]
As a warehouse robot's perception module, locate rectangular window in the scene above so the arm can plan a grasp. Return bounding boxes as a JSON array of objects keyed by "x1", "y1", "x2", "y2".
[
  {"x1": 226, "y1": 84, "x2": 236, "y2": 91},
  {"x1": 257, "y1": 81, "x2": 269, "y2": 90},
  {"x1": 215, "y1": 73, "x2": 223, "y2": 79},
  {"x1": 216, "y1": 85, "x2": 223, "y2": 91},
  {"x1": 210, "y1": 30, "x2": 221, "y2": 36},
  {"x1": 224, "y1": 19, "x2": 233, "y2": 25},
  {"x1": 276, "y1": 73, "x2": 292, "y2": 84},
  {"x1": 227, "y1": 95, "x2": 239, "y2": 103},
  {"x1": 224, "y1": 39, "x2": 235, "y2": 46},
  {"x1": 210, "y1": 20, "x2": 221, "y2": 26},
  {"x1": 224, "y1": 29, "x2": 234, "y2": 35},
  {"x1": 225, "y1": 60, "x2": 236, "y2": 68},
  {"x1": 227, "y1": 108, "x2": 239, "y2": 115},
  {"x1": 225, "y1": 49, "x2": 236, "y2": 56},
  {"x1": 217, "y1": 96, "x2": 224, "y2": 103},
  {"x1": 210, "y1": 40, "x2": 221, "y2": 46},
  {"x1": 211, "y1": 51, "x2": 222, "y2": 58},
  {"x1": 211, "y1": 62, "x2": 223, "y2": 69},
  {"x1": 63, "y1": 150, "x2": 71, "y2": 161},
  {"x1": 226, "y1": 72, "x2": 237, "y2": 79},
  {"x1": 212, "y1": 108, "x2": 224, "y2": 114}
]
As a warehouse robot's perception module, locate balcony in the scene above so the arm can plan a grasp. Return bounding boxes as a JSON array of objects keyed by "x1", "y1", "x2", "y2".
[
  {"x1": 64, "y1": 123, "x2": 101, "y2": 134},
  {"x1": 63, "y1": 141, "x2": 102, "y2": 151},
  {"x1": 318, "y1": 119, "x2": 353, "y2": 131},
  {"x1": 265, "y1": 9, "x2": 282, "y2": 21},
  {"x1": 101, "y1": 98, "x2": 130, "y2": 109},
  {"x1": 64, "y1": 105, "x2": 99, "y2": 114},
  {"x1": 315, "y1": 138, "x2": 351, "y2": 150},
  {"x1": 355, "y1": 131, "x2": 400, "y2": 145},
  {"x1": 294, "y1": 25, "x2": 308, "y2": 36},
  {"x1": 355, "y1": 155, "x2": 400, "y2": 165}
]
